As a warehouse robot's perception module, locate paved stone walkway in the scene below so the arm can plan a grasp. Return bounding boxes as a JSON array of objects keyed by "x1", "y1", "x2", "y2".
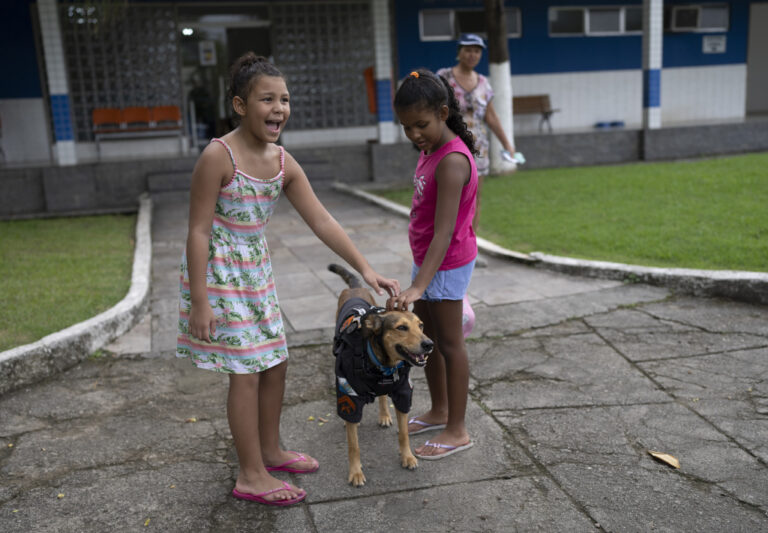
[{"x1": 1, "y1": 187, "x2": 767, "y2": 532}]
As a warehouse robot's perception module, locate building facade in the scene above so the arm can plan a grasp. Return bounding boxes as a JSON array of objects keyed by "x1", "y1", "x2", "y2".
[{"x1": 1, "y1": 0, "x2": 766, "y2": 166}]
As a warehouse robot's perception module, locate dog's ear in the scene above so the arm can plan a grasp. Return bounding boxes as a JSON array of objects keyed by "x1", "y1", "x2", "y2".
[{"x1": 362, "y1": 314, "x2": 383, "y2": 336}]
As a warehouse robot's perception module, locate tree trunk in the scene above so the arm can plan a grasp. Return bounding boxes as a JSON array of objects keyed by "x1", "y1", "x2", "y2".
[
  {"x1": 484, "y1": 0, "x2": 508, "y2": 64},
  {"x1": 483, "y1": 0, "x2": 515, "y2": 173}
]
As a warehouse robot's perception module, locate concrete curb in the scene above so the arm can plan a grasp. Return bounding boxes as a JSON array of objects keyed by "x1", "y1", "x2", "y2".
[
  {"x1": 530, "y1": 252, "x2": 768, "y2": 305},
  {"x1": 333, "y1": 181, "x2": 768, "y2": 305},
  {"x1": 0, "y1": 194, "x2": 153, "y2": 396}
]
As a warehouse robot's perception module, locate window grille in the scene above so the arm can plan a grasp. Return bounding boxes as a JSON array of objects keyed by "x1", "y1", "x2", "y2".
[
  {"x1": 666, "y1": 4, "x2": 729, "y2": 32},
  {"x1": 271, "y1": 1, "x2": 376, "y2": 130},
  {"x1": 549, "y1": 6, "x2": 644, "y2": 36},
  {"x1": 420, "y1": 8, "x2": 522, "y2": 40},
  {"x1": 59, "y1": 2, "x2": 181, "y2": 141}
]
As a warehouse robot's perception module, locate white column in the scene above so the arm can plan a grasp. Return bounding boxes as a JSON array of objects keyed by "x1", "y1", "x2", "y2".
[
  {"x1": 489, "y1": 60, "x2": 514, "y2": 174},
  {"x1": 642, "y1": 0, "x2": 663, "y2": 129},
  {"x1": 38, "y1": 0, "x2": 77, "y2": 165},
  {"x1": 371, "y1": 0, "x2": 397, "y2": 144}
]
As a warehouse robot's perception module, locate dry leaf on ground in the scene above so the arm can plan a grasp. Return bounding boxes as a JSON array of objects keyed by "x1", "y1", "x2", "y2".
[{"x1": 648, "y1": 450, "x2": 681, "y2": 469}]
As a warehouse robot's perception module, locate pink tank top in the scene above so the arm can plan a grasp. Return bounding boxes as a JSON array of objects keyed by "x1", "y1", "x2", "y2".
[{"x1": 409, "y1": 136, "x2": 478, "y2": 270}]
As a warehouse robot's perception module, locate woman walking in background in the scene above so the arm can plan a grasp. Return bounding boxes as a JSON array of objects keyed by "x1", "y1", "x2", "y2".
[{"x1": 437, "y1": 33, "x2": 516, "y2": 236}]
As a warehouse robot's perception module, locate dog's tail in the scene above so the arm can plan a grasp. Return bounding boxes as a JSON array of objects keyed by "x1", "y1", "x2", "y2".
[{"x1": 328, "y1": 263, "x2": 362, "y2": 288}]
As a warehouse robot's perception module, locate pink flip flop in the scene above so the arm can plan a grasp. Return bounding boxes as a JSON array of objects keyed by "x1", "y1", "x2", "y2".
[
  {"x1": 414, "y1": 440, "x2": 474, "y2": 460},
  {"x1": 265, "y1": 451, "x2": 319, "y2": 473},
  {"x1": 232, "y1": 482, "x2": 306, "y2": 506}
]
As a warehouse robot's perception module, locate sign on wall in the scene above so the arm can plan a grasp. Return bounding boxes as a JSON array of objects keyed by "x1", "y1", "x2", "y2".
[
  {"x1": 702, "y1": 35, "x2": 726, "y2": 54},
  {"x1": 199, "y1": 41, "x2": 217, "y2": 66}
]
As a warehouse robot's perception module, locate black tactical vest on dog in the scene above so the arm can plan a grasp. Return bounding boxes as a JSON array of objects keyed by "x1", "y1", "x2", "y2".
[{"x1": 333, "y1": 298, "x2": 413, "y2": 424}]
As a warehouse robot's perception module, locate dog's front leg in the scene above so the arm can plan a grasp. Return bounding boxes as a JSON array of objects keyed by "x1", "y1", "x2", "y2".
[
  {"x1": 377, "y1": 396, "x2": 392, "y2": 427},
  {"x1": 396, "y1": 410, "x2": 418, "y2": 470},
  {"x1": 345, "y1": 421, "x2": 366, "y2": 486}
]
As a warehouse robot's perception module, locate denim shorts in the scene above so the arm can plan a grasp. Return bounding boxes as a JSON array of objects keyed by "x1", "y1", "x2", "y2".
[{"x1": 412, "y1": 259, "x2": 475, "y2": 302}]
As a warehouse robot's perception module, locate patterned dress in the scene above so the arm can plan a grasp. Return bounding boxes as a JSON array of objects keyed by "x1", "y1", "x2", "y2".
[
  {"x1": 176, "y1": 138, "x2": 288, "y2": 373},
  {"x1": 437, "y1": 67, "x2": 495, "y2": 177}
]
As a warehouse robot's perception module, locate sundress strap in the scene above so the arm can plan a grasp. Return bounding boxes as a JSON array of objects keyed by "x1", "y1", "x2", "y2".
[
  {"x1": 211, "y1": 138, "x2": 237, "y2": 179},
  {"x1": 279, "y1": 146, "x2": 285, "y2": 176}
]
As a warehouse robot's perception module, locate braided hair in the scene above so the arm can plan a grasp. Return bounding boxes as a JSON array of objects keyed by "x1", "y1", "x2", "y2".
[
  {"x1": 228, "y1": 52, "x2": 284, "y2": 103},
  {"x1": 393, "y1": 69, "x2": 477, "y2": 155}
]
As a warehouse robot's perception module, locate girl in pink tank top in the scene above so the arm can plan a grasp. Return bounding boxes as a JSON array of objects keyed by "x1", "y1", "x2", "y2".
[{"x1": 387, "y1": 69, "x2": 478, "y2": 460}]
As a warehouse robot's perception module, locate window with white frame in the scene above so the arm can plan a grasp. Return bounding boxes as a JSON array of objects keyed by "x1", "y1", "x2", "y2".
[
  {"x1": 549, "y1": 6, "x2": 643, "y2": 36},
  {"x1": 665, "y1": 4, "x2": 729, "y2": 32},
  {"x1": 419, "y1": 8, "x2": 521, "y2": 41}
]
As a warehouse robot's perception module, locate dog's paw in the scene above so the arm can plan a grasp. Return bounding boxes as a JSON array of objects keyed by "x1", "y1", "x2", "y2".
[
  {"x1": 401, "y1": 453, "x2": 418, "y2": 470},
  {"x1": 348, "y1": 469, "x2": 366, "y2": 487},
  {"x1": 378, "y1": 414, "x2": 393, "y2": 427}
]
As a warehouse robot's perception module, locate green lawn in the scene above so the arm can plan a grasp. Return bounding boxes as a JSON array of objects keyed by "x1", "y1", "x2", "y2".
[
  {"x1": 0, "y1": 215, "x2": 136, "y2": 352},
  {"x1": 377, "y1": 152, "x2": 768, "y2": 272}
]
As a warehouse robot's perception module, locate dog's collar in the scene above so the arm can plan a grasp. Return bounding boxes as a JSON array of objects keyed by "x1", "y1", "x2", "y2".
[{"x1": 366, "y1": 340, "x2": 404, "y2": 376}]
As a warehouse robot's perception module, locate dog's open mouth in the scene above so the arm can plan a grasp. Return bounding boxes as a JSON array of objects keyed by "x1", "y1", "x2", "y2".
[{"x1": 396, "y1": 345, "x2": 429, "y2": 367}]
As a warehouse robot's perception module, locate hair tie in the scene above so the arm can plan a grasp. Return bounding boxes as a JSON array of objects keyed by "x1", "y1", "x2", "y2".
[{"x1": 409, "y1": 71, "x2": 419, "y2": 79}]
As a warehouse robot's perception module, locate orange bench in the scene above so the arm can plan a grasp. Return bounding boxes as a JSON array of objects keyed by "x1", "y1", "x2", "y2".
[
  {"x1": 513, "y1": 95, "x2": 560, "y2": 133},
  {"x1": 92, "y1": 106, "x2": 183, "y2": 157}
]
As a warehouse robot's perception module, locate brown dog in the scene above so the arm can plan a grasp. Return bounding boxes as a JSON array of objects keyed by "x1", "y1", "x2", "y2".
[{"x1": 328, "y1": 264, "x2": 434, "y2": 487}]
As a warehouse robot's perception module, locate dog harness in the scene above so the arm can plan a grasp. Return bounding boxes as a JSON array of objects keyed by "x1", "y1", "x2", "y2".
[{"x1": 333, "y1": 298, "x2": 413, "y2": 424}]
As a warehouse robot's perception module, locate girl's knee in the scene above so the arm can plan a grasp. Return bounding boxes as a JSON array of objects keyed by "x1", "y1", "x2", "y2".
[{"x1": 229, "y1": 372, "x2": 260, "y2": 390}]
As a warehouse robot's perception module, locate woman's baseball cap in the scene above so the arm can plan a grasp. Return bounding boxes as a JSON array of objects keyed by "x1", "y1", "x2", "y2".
[{"x1": 457, "y1": 33, "x2": 486, "y2": 49}]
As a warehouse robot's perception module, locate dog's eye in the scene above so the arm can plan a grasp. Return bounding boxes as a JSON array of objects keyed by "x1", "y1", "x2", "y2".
[
  {"x1": 419, "y1": 323, "x2": 424, "y2": 331},
  {"x1": 397, "y1": 325, "x2": 409, "y2": 331}
]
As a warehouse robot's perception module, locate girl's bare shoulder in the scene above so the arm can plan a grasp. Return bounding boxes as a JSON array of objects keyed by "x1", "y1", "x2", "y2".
[{"x1": 193, "y1": 140, "x2": 234, "y2": 185}]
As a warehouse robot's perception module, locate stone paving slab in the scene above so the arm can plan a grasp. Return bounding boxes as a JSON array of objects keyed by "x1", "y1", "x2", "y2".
[
  {"x1": 2, "y1": 187, "x2": 768, "y2": 532},
  {"x1": 308, "y1": 476, "x2": 597, "y2": 533}
]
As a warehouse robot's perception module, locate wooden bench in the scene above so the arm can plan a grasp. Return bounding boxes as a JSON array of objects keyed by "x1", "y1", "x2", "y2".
[
  {"x1": 513, "y1": 95, "x2": 560, "y2": 133},
  {"x1": 92, "y1": 105, "x2": 183, "y2": 157}
]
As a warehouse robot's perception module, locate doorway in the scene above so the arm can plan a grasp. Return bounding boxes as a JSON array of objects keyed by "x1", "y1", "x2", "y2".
[
  {"x1": 178, "y1": 6, "x2": 272, "y2": 147},
  {"x1": 746, "y1": 3, "x2": 768, "y2": 115}
]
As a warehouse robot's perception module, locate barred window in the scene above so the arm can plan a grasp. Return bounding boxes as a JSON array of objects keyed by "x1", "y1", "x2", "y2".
[
  {"x1": 271, "y1": 1, "x2": 376, "y2": 130},
  {"x1": 60, "y1": 3, "x2": 181, "y2": 141}
]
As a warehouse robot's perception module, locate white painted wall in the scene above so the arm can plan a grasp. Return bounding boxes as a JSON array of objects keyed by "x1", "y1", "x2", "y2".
[
  {"x1": 511, "y1": 70, "x2": 644, "y2": 133},
  {"x1": 509, "y1": 65, "x2": 747, "y2": 134},
  {"x1": 76, "y1": 137, "x2": 188, "y2": 162},
  {"x1": 0, "y1": 98, "x2": 52, "y2": 164},
  {"x1": 662, "y1": 65, "x2": 747, "y2": 124}
]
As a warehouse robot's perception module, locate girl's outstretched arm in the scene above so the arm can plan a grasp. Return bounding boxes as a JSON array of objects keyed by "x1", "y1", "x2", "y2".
[
  {"x1": 388, "y1": 152, "x2": 470, "y2": 310},
  {"x1": 186, "y1": 142, "x2": 230, "y2": 342},
  {"x1": 282, "y1": 152, "x2": 400, "y2": 297}
]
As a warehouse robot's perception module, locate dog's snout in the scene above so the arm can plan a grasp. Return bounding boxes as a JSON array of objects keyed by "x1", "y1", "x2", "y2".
[{"x1": 422, "y1": 339, "x2": 434, "y2": 353}]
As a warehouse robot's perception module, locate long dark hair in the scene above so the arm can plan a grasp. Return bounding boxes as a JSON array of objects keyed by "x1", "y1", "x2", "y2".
[
  {"x1": 393, "y1": 69, "x2": 477, "y2": 155},
  {"x1": 227, "y1": 52, "x2": 284, "y2": 102}
]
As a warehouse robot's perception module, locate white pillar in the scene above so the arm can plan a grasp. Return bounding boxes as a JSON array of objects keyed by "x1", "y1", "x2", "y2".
[
  {"x1": 642, "y1": 0, "x2": 663, "y2": 129},
  {"x1": 489, "y1": 60, "x2": 514, "y2": 174},
  {"x1": 371, "y1": 0, "x2": 397, "y2": 144},
  {"x1": 38, "y1": 0, "x2": 77, "y2": 165}
]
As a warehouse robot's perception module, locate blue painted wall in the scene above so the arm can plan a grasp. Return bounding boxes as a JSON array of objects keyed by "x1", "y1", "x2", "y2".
[
  {"x1": 393, "y1": 0, "x2": 750, "y2": 78},
  {"x1": 1, "y1": 1, "x2": 43, "y2": 99}
]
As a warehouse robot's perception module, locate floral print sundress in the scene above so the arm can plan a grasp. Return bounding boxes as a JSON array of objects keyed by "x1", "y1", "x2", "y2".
[
  {"x1": 177, "y1": 138, "x2": 288, "y2": 373},
  {"x1": 437, "y1": 67, "x2": 494, "y2": 177}
]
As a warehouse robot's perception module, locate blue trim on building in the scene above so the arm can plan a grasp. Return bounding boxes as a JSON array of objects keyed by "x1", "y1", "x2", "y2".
[
  {"x1": 643, "y1": 69, "x2": 661, "y2": 108},
  {"x1": 376, "y1": 79, "x2": 394, "y2": 122},
  {"x1": 50, "y1": 94, "x2": 74, "y2": 141},
  {"x1": 394, "y1": 0, "x2": 750, "y2": 78}
]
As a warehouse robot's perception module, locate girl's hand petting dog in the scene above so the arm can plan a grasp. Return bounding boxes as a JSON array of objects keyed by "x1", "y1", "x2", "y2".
[
  {"x1": 361, "y1": 268, "x2": 400, "y2": 298},
  {"x1": 387, "y1": 286, "x2": 424, "y2": 311}
]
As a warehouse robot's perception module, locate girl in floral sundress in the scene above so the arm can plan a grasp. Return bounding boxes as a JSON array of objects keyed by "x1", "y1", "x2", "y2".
[{"x1": 177, "y1": 53, "x2": 399, "y2": 507}]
